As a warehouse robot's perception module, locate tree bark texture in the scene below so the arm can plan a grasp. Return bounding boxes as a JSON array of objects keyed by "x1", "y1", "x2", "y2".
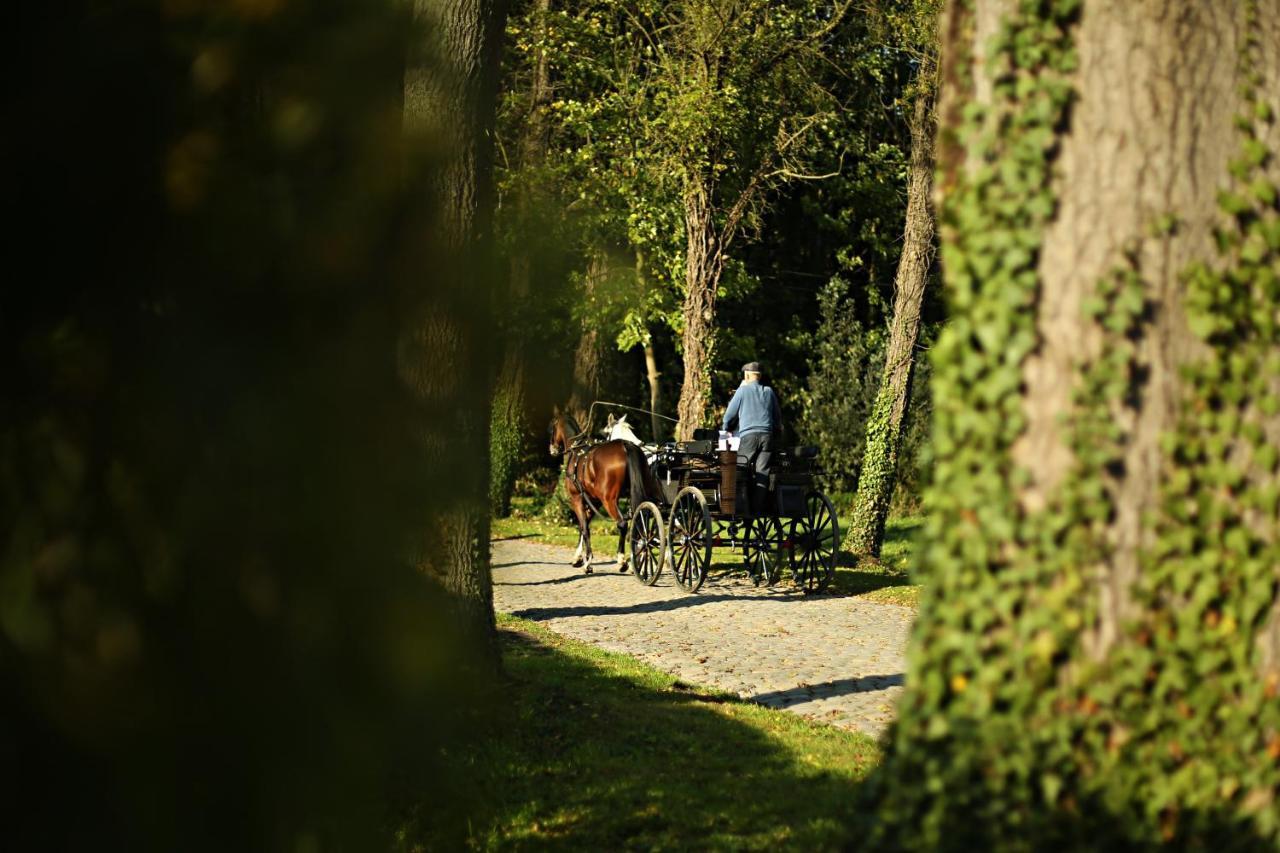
[
  {"x1": 866, "y1": 0, "x2": 1280, "y2": 845},
  {"x1": 675, "y1": 179, "x2": 725, "y2": 440},
  {"x1": 644, "y1": 338, "x2": 662, "y2": 441},
  {"x1": 402, "y1": 0, "x2": 508, "y2": 655},
  {"x1": 847, "y1": 60, "x2": 937, "y2": 557},
  {"x1": 635, "y1": 250, "x2": 664, "y2": 442},
  {"x1": 567, "y1": 250, "x2": 609, "y2": 429},
  {"x1": 1007, "y1": 0, "x2": 1276, "y2": 658}
]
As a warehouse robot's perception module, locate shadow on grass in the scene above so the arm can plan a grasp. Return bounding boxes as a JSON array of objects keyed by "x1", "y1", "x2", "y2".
[
  {"x1": 829, "y1": 516, "x2": 922, "y2": 600},
  {"x1": 401, "y1": 623, "x2": 877, "y2": 849},
  {"x1": 829, "y1": 559, "x2": 913, "y2": 597}
]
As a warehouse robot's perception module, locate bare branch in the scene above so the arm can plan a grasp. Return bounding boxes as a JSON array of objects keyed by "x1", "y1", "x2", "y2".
[{"x1": 767, "y1": 152, "x2": 845, "y2": 181}]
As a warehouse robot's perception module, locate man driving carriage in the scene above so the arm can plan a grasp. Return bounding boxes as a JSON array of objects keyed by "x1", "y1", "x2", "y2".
[{"x1": 721, "y1": 361, "x2": 782, "y2": 513}]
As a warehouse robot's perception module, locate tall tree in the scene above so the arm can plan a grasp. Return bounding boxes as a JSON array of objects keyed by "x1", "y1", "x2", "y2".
[
  {"x1": 6, "y1": 1, "x2": 475, "y2": 846},
  {"x1": 848, "y1": 3, "x2": 940, "y2": 555},
  {"x1": 498, "y1": 0, "x2": 684, "y2": 428},
  {"x1": 403, "y1": 0, "x2": 510, "y2": 656},
  {"x1": 659, "y1": 0, "x2": 857, "y2": 439},
  {"x1": 866, "y1": 0, "x2": 1280, "y2": 846},
  {"x1": 566, "y1": 249, "x2": 611, "y2": 427}
]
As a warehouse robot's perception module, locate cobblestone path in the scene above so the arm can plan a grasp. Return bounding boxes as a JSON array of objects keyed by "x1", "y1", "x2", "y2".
[{"x1": 492, "y1": 537, "x2": 913, "y2": 737}]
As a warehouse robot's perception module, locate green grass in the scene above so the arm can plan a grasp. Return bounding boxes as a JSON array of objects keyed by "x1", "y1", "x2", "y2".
[
  {"x1": 491, "y1": 514, "x2": 582, "y2": 549},
  {"x1": 400, "y1": 615, "x2": 879, "y2": 850},
  {"x1": 830, "y1": 516, "x2": 921, "y2": 608},
  {"x1": 493, "y1": 496, "x2": 923, "y2": 608}
]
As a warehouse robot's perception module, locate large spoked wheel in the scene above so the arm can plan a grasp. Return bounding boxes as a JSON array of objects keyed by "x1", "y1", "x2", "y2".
[
  {"x1": 743, "y1": 515, "x2": 784, "y2": 587},
  {"x1": 628, "y1": 501, "x2": 666, "y2": 586},
  {"x1": 788, "y1": 491, "x2": 839, "y2": 594},
  {"x1": 668, "y1": 486, "x2": 712, "y2": 594}
]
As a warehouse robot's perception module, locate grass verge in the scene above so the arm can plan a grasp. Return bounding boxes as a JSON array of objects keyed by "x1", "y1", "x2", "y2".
[
  {"x1": 399, "y1": 615, "x2": 879, "y2": 850},
  {"x1": 830, "y1": 516, "x2": 920, "y2": 608}
]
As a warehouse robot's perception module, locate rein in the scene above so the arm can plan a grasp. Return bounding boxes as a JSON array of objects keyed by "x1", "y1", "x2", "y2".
[{"x1": 563, "y1": 440, "x2": 607, "y2": 520}]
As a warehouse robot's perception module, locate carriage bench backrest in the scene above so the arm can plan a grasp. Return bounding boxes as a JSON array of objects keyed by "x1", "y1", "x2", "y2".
[
  {"x1": 771, "y1": 471, "x2": 810, "y2": 517},
  {"x1": 673, "y1": 439, "x2": 715, "y2": 455}
]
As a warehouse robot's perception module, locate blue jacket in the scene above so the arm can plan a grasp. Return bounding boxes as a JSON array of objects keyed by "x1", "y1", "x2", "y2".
[{"x1": 722, "y1": 380, "x2": 781, "y2": 436}]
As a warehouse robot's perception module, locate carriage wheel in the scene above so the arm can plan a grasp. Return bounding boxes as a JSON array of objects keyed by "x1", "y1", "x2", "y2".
[
  {"x1": 743, "y1": 515, "x2": 784, "y2": 587},
  {"x1": 668, "y1": 486, "x2": 712, "y2": 594},
  {"x1": 788, "y1": 491, "x2": 839, "y2": 593},
  {"x1": 628, "y1": 501, "x2": 666, "y2": 586}
]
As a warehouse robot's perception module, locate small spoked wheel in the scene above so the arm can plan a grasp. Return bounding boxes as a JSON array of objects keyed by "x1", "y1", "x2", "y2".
[
  {"x1": 788, "y1": 491, "x2": 839, "y2": 594},
  {"x1": 628, "y1": 501, "x2": 666, "y2": 586},
  {"x1": 743, "y1": 515, "x2": 784, "y2": 587},
  {"x1": 668, "y1": 486, "x2": 712, "y2": 594}
]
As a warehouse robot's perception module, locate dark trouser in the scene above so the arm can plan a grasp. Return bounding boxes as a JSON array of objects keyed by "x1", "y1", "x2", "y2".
[{"x1": 737, "y1": 431, "x2": 774, "y2": 514}]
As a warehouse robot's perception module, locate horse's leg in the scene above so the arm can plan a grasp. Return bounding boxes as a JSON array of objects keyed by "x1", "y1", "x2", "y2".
[
  {"x1": 582, "y1": 507, "x2": 595, "y2": 574},
  {"x1": 600, "y1": 493, "x2": 629, "y2": 572},
  {"x1": 616, "y1": 518, "x2": 630, "y2": 572},
  {"x1": 569, "y1": 491, "x2": 588, "y2": 568}
]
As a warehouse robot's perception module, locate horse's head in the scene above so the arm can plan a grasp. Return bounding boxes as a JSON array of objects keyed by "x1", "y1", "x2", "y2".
[
  {"x1": 549, "y1": 410, "x2": 581, "y2": 457},
  {"x1": 548, "y1": 415, "x2": 566, "y2": 457},
  {"x1": 601, "y1": 413, "x2": 631, "y2": 438}
]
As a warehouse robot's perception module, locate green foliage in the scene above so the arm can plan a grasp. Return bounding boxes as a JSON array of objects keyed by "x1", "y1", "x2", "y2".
[
  {"x1": 797, "y1": 278, "x2": 886, "y2": 491},
  {"x1": 797, "y1": 279, "x2": 933, "y2": 505},
  {"x1": 863, "y1": 0, "x2": 1280, "y2": 847},
  {"x1": 489, "y1": 386, "x2": 527, "y2": 517}
]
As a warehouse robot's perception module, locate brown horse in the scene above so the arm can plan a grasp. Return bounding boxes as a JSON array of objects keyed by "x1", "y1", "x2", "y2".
[{"x1": 548, "y1": 411, "x2": 660, "y2": 574}]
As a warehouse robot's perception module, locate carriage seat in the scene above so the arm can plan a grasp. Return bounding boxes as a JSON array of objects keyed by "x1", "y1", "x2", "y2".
[
  {"x1": 790, "y1": 445, "x2": 819, "y2": 459},
  {"x1": 676, "y1": 439, "x2": 715, "y2": 455}
]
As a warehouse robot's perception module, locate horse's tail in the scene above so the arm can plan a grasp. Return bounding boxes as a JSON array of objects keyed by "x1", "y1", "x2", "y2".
[{"x1": 623, "y1": 441, "x2": 656, "y2": 508}]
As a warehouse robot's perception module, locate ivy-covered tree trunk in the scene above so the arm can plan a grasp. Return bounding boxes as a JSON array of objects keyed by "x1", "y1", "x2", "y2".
[
  {"x1": 847, "y1": 59, "x2": 937, "y2": 557},
  {"x1": 402, "y1": 0, "x2": 508, "y2": 660},
  {"x1": 867, "y1": 0, "x2": 1280, "y2": 847},
  {"x1": 489, "y1": 0, "x2": 552, "y2": 516},
  {"x1": 676, "y1": 177, "x2": 725, "y2": 440}
]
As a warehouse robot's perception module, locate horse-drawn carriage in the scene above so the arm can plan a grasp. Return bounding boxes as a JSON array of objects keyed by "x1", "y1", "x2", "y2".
[{"x1": 551, "y1": 402, "x2": 839, "y2": 595}]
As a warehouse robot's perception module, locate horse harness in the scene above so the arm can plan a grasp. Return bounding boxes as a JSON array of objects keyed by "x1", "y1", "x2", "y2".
[{"x1": 563, "y1": 439, "x2": 612, "y2": 525}]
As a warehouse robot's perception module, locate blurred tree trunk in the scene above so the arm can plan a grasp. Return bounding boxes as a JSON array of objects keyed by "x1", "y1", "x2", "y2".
[
  {"x1": 869, "y1": 0, "x2": 1280, "y2": 846},
  {"x1": 402, "y1": 0, "x2": 509, "y2": 658},
  {"x1": 847, "y1": 54, "x2": 937, "y2": 556},
  {"x1": 567, "y1": 250, "x2": 608, "y2": 429},
  {"x1": 675, "y1": 177, "x2": 724, "y2": 440},
  {"x1": 490, "y1": 0, "x2": 552, "y2": 517},
  {"x1": 636, "y1": 249, "x2": 664, "y2": 441}
]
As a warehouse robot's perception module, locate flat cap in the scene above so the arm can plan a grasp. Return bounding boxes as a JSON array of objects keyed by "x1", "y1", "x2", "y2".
[{"x1": 742, "y1": 361, "x2": 761, "y2": 373}]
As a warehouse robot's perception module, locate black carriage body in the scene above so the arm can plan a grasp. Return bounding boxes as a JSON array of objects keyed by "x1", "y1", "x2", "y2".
[{"x1": 651, "y1": 439, "x2": 820, "y2": 521}]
